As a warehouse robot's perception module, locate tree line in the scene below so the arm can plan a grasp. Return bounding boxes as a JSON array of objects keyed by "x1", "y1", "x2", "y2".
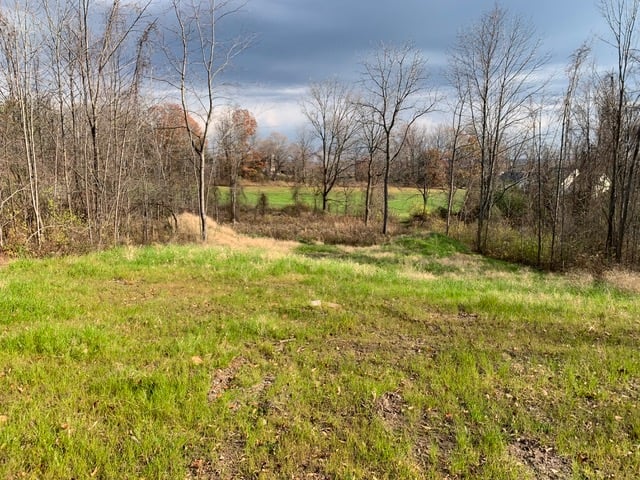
[{"x1": 1, "y1": 0, "x2": 640, "y2": 269}]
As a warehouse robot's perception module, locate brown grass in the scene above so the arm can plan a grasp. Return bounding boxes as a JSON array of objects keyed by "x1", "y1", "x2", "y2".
[
  {"x1": 602, "y1": 268, "x2": 640, "y2": 294},
  {"x1": 234, "y1": 211, "x2": 400, "y2": 246},
  {"x1": 174, "y1": 212, "x2": 297, "y2": 256}
]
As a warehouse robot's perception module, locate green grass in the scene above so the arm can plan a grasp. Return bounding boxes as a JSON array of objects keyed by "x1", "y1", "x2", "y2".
[
  {"x1": 219, "y1": 184, "x2": 464, "y2": 219},
  {"x1": 0, "y1": 239, "x2": 638, "y2": 478}
]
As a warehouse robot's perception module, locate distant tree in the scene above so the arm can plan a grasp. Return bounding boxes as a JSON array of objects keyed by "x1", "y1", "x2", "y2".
[
  {"x1": 551, "y1": 44, "x2": 591, "y2": 268},
  {"x1": 255, "y1": 132, "x2": 290, "y2": 181},
  {"x1": 147, "y1": 103, "x2": 204, "y2": 216},
  {"x1": 216, "y1": 108, "x2": 257, "y2": 223},
  {"x1": 394, "y1": 125, "x2": 447, "y2": 216},
  {"x1": 359, "y1": 42, "x2": 437, "y2": 234},
  {"x1": 355, "y1": 102, "x2": 384, "y2": 225},
  {"x1": 290, "y1": 128, "x2": 314, "y2": 185},
  {"x1": 441, "y1": 67, "x2": 468, "y2": 236},
  {"x1": 301, "y1": 79, "x2": 359, "y2": 211},
  {"x1": 449, "y1": 4, "x2": 548, "y2": 253}
]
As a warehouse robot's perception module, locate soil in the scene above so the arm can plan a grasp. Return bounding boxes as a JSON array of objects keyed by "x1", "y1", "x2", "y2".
[{"x1": 507, "y1": 437, "x2": 573, "y2": 479}]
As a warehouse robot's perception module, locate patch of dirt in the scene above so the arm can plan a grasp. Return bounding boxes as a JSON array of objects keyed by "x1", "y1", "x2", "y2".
[
  {"x1": 196, "y1": 362, "x2": 279, "y2": 478},
  {"x1": 207, "y1": 356, "x2": 246, "y2": 402},
  {"x1": 187, "y1": 431, "x2": 247, "y2": 480},
  {"x1": 413, "y1": 408, "x2": 457, "y2": 475},
  {"x1": 508, "y1": 437, "x2": 572, "y2": 479},
  {"x1": 375, "y1": 391, "x2": 407, "y2": 430}
]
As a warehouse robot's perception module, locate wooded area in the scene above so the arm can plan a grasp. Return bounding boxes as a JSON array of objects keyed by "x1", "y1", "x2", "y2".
[{"x1": 1, "y1": 0, "x2": 640, "y2": 269}]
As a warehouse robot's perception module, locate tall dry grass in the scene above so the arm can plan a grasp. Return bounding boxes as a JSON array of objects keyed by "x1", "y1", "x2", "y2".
[{"x1": 174, "y1": 212, "x2": 296, "y2": 255}]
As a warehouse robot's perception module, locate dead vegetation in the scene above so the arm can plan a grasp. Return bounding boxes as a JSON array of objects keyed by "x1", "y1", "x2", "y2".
[
  {"x1": 174, "y1": 212, "x2": 297, "y2": 256},
  {"x1": 233, "y1": 210, "x2": 401, "y2": 246}
]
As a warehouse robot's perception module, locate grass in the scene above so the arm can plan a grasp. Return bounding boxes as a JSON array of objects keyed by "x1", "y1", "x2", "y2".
[
  {"x1": 218, "y1": 184, "x2": 463, "y2": 219},
  {"x1": 0, "y1": 236, "x2": 638, "y2": 478}
]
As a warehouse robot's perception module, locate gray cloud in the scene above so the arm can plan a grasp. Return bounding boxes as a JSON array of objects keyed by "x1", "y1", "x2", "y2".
[{"x1": 158, "y1": 0, "x2": 610, "y2": 136}]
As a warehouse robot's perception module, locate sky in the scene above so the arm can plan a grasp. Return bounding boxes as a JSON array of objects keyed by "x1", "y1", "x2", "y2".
[{"x1": 203, "y1": 0, "x2": 613, "y2": 138}]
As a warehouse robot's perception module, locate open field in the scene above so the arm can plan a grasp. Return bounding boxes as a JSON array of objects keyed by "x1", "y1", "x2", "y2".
[
  {"x1": 217, "y1": 184, "x2": 460, "y2": 219},
  {"x1": 0, "y1": 229, "x2": 638, "y2": 478}
]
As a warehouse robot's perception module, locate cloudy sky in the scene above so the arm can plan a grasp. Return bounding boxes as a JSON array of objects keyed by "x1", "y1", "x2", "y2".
[{"x1": 208, "y1": 0, "x2": 612, "y2": 137}]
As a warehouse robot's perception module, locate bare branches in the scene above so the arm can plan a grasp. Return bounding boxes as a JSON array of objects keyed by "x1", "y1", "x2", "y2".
[
  {"x1": 449, "y1": 4, "x2": 548, "y2": 252},
  {"x1": 301, "y1": 79, "x2": 359, "y2": 211},
  {"x1": 168, "y1": 0, "x2": 250, "y2": 240},
  {"x1": 359, "y1": 42, "x2": 437, "y2": 234}
]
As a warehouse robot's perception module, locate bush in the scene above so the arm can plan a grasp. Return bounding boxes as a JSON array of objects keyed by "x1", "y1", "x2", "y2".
[{"x1": 494, "y1": 189, "x2": 526, "y2": 221}]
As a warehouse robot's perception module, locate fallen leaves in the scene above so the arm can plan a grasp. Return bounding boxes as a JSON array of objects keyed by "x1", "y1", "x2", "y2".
[
  {"x1": 191, "y1": 356, "x2": 204, "y2": 365},
  {"x1": 310, "y1": 300, "x2": 341, "y2": 309}
]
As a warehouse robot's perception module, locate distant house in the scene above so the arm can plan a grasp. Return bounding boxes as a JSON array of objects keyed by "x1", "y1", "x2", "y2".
[
  {"x1": 499, "y1": 169, "x2": 528, "y2": 186},
  {"x1": 562, "y1": 169, "x2": 610, "y2": 196}
]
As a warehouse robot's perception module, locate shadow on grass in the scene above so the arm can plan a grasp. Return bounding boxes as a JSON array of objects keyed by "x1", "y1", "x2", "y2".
[{"x1": 295, "y1": 243, "x2": 399, "y2": 268}]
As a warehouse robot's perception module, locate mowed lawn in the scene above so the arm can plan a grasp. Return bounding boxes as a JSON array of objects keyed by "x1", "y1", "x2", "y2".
[
  {"x1": 219, "y1": 184, "x2": 459, "y2": 218},
  {"x1": 0, "y1": 234, "x2": 638, "y2": 478}
]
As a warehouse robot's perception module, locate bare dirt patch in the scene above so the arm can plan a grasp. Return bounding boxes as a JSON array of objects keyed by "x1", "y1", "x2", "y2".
[
  {"x1": 207, "y1": 356, "x2": 247, "y2": 402},
  {"x1": 508, "y1": 437, "x2": 572, "y2": 479},
  {"x1": 187, "y1": 431, "x2": 247, "y2": 480},
  {"x1": 375, "y1": 391, "x2": 407, "y2": 430}
]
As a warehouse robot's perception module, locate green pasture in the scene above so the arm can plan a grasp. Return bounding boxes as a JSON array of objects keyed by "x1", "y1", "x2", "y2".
[{"x1": 217, "y1": 184, "x2": 461, "y2": 218}]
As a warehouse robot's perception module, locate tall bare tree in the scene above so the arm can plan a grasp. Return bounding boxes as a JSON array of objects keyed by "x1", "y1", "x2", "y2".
[
  {"x1": 551, "y1": 43, "x2": 591, "y2": 268},
  {"x1": 449, "y1": 4, "x2": 548, "y2": 253},
  {"x1": 167, "y1": 0, "x2": 249, "y2": 241},
  {"x1": 445, "y1": 96, "x2": 466, "y2": 236},
  {"x1": 0, "y1": 1, "x2": 46, "y2": 247},
  {"x1": 74, "y1": 0, "x2": 153, "y2": 243},
  {"x1": 599, "y1": 0, "x2": 640, "y2": 262},
  {"x1": 355, "y1": 102, "x2": 384, "y2": 225},
  {"x1": 215, "y1": 107, "x2": 257, "y2": 223},
  {"x1": 359, "y1": 42, "x2": 437, "y2": 234}
]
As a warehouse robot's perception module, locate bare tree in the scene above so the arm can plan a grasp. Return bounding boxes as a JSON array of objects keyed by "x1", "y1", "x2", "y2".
[
  {"x1": 551, "y1": 43, "x2": 591, "y2": 268},
  {"x1": 301, "y1": 79, "x2": 359, "y2": 212},
  {"x1": 445, "y1": 96, "x2": 466, "y2": 236},
  {"x1": 291, "y1": 128, "x2": 314, "y2": 185},
  {"x1": 359, "y1": 42, "x2": 437, "y2": 234},
  {"x1": 167, "y1": 0, "x2": 249, "y2": 240},
  {"x1": 599, "y1": 0, "x2": 640, "y2": 262},
  {"x1": 449, "y1": 4, "x2": 548, "y2": 253},
  {"x1": 255, "y1": 132, "x2": 290, "y2": 181},
  {"x1": 355, "y1": 102, "x2": 384, "y2": 225},
  {"x1": 74, "y1": 0, "x2": 153, "y2": 243},
  {"x1": 0, "y1": 1, "x2": 46, "y2": 247},
  {"x1": 215, "y1": 107, "x2": 257, "y2": 223}
]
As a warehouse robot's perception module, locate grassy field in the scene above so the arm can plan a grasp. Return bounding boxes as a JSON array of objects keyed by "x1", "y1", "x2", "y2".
[
  {"x1": 0, "y1": 231, "x2": 638, "y2": 478},
  {"x1": 219, "y1": 184, "x2": 458, "y2": 219}
]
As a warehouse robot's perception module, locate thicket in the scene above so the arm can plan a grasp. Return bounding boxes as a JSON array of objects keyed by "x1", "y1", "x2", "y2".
[{"x1": 2, "y1": 1, "x2": 640, "y2": 272}]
